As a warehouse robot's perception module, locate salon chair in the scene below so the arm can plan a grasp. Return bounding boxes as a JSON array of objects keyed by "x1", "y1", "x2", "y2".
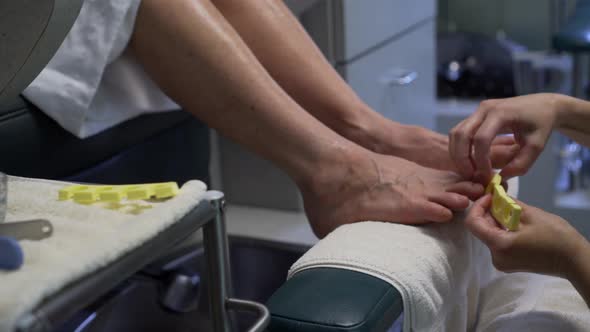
[
  {"x1": 0, "y1": 1, "x2": 404, "y2": 331},
  {"x1": 0, "y1": 2, "x2": 210, "y2": 186}
]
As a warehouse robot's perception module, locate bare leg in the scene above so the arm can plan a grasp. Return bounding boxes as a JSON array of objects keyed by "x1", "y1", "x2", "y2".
[
  {"x1": 129, "y1": 0, "x2": 483, "y2": 237},
  {"x1": 210, "y1": 0, "x2": 460, "y2": 170}
]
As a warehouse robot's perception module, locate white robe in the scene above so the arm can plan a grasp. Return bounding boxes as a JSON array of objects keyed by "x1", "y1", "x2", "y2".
[{"x1": 23, "y1": 0, "x2": 179, "y2": 139}]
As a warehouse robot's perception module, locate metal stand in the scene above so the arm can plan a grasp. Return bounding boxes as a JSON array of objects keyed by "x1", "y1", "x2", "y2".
[{"x1": 203, "y1": 191, "x2": 270, "y2": 332}]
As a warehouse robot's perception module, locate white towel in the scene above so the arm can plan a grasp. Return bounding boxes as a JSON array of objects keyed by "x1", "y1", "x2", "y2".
[
  {"x1": 23, "y1": 0, "x2": 179, "y2": 139},
  {"x1": 289, "y1": 179, "x2": 590, "y2": 331},
  {"x1": 0, "y1": 176, "x2": 207, "y2": 332}
]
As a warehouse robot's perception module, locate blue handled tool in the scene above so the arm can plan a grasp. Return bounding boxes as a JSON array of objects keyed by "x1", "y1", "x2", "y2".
[
  {"x1": 0, "y1": 220, "x2": 53, "y2": 271},
  {"x1": 0, "y1": 171, "x2": 21, "y2": 271},
  {"x1": 0, "y1": 236, "x2": 23, "y2": 270}
]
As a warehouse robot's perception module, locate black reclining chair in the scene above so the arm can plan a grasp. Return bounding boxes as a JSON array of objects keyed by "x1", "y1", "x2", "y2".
[{"x1": 0, "y1": 1, "x2": 210, "y2": 185}]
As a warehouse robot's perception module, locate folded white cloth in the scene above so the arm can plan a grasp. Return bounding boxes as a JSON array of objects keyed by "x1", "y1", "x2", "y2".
[
  {"x1": 23, "y1": 0, "x2": 179, "y2": 139},
  {"x1": 0, "y1": 176, "x2": 207, "y2": 332},
  {"x1": 289, "y1": 179, "x2": 590, "y2": 331}
]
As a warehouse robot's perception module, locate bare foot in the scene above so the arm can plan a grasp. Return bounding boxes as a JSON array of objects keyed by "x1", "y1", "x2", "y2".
[{"x1": 300, "y1": 151, "x2": 484, "y2": 238}]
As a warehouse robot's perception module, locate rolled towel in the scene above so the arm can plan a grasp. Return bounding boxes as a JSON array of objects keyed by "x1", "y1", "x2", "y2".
[{"x1": 289, "y1": 178, "x2": 590, "y2": 331}]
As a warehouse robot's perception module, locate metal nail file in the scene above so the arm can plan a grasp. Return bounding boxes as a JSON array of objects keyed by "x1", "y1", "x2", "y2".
[{"x1": 0, "y1": 219, "x2": 54, "y2": 241}]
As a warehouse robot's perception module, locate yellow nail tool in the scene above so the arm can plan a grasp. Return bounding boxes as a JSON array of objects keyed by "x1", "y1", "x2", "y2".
[
  {"x1": 487, "y1": 174, "x2": 521, "y2": 231},
  {"x1": 485, "y1": 173, "x2": 502, "y2": 195},
  {"x1": 58, "y1": 182, "x2": 179, "y2": 204}
]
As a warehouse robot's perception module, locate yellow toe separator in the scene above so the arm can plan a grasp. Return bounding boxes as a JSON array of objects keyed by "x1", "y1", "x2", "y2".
[
  {"x1": 58, "y1": 182, "x2": 179, "y2": 204},
  {"x1": 486, "y1": 173, "x2": 502, "y2": 195},
  {"x1": 488, "y1": 174, "x2": 521, "y2": 231}
]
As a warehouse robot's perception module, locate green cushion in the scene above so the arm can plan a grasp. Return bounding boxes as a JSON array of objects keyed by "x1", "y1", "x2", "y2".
[{"x1": 267, "y1": 268, "x2": 403, "y2": 332}]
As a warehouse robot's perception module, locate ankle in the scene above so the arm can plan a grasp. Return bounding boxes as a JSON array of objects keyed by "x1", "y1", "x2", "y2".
[
  {"x1": 295, "y1": 143, "x2": 372, "y2": 199},
  {"x1": 333, "y1": 104, "x2": 389, "y2": 153},
  {"x1": 297, "y1": 146, "x2": 382, "y2": 238}
]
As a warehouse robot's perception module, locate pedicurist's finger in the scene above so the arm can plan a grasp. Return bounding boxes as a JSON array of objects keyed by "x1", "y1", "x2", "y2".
[
  {"x1": 492, "y1": 135, "x2": 517, "y2": 146},
  {"x1": 465, "y1": 195, "x2": 510, "y2": 246},
  {"x1": 490, "y1": 143, "x2": 520, "y2": 169},
  {"x1": 449, "y1": 100, "x2": 500, "y2": 180},
  {"x1": 499, "y1": 141, "x2": 544, "y2": 179},
  {"x1": 449, "y1": 117, "x2": 480, "y2": 179},
  {"x1": 472, "y1": 115, "x2": 506, "y2": 184}
]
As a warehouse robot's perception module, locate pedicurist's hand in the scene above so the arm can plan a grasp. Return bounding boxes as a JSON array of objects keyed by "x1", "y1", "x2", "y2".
[
  {"x1": 301, "y1": 151, "x2": 484, "y2": 238},
  {"x1": 465, "y1": 195, "x2": 586, "y2": 278},
  {"x1": 449, "y1": 94, "x2": 563, "y2": 184}
]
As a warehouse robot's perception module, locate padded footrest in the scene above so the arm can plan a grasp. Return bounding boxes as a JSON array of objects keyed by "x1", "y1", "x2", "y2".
[{"x1": 267, "y1": 267, "x2": 403, "y2": 332}]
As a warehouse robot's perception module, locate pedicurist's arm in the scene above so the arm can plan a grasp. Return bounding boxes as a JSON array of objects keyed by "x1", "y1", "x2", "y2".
[
  {"x1": 466, "y1": 195, "x2": 590, "y2": 307},
  {"x1": 556, "y1": 94, "x2": 590, "y2": 147},
  {"x1": 449, "y1": 93, "x2": 590, "y2": 184}
]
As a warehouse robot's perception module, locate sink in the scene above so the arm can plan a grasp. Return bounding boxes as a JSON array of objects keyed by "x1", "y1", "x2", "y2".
[{"x1": 55, "y1": 236, "x2": 309, "y2": 332}]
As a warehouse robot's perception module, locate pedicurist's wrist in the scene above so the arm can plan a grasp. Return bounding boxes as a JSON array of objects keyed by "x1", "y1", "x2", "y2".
[
  {"x1": 553, "y1": 94, "x2": 575, "y2": 128},
  {"x1": 556, "y1": 94, "x2": 590, "y2": 130}
]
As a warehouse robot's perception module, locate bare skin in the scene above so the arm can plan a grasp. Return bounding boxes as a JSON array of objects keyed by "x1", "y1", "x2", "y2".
[
  {"x1": 209, "y1": 0, "x2": 515, "y2": 171},
  {"x1": 455, "y1": 93, "x2": 590, "y2": 306},
  {"x1": 449, "y1": 93, "x2": 590, "y2": 183},
  {"x1": 467, "y1": 195, "x2": 590, "y2": 307},
  {"x1": 129, "y1": 0, "x2": 482, "y2": 237},
  {"x1": 303, "y1": 153, "x2": 482, "y2": 236}
]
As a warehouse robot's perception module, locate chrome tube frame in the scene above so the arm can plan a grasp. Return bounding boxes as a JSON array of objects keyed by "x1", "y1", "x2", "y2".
[{"x1": 203, "y1": 191, "x2": 270, "y2": 332}]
